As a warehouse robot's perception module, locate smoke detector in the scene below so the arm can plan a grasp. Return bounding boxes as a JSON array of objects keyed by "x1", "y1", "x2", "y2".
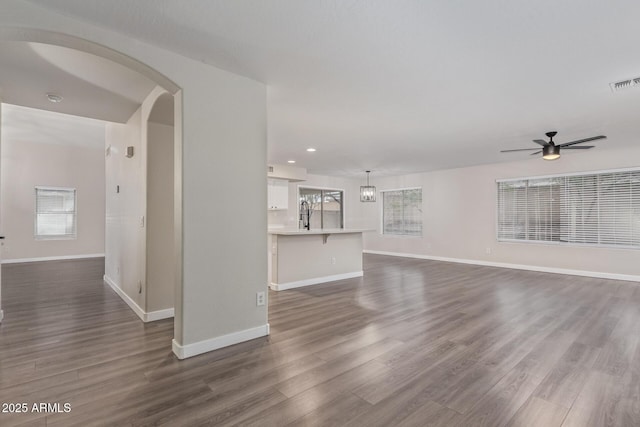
[
  {"x1": 46, "y1": 93, "x2": 63, "y2": 103},
  {"x1": 609, "y1": 77, "x2": 640, "y2": 92}
]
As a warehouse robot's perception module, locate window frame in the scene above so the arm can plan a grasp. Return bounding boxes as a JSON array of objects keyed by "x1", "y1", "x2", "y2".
[
  {"x1": 380, "y1": 187, "x2": 423, "y2": 237},
  {"x1": 34, "y1": 186, "x2": 78, "y2": 240},
  {"x1": 297, "y1": 185, "x2": 345, "y2": 230},
  {"x1": 496, "y1": 167, "x2": 640, "y2": 250}
]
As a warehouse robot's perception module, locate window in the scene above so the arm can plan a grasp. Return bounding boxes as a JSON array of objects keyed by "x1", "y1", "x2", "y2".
[
  {"x1": 35, "y1": 187, "x2": 77, "y2": 239},
  {"x1": 299, "y1": 187, "x2": 344, "y2": 229},
  {"x1": 382, "y1": 188, "x2": 422, "y2": 236},
  {"x1": 497, "y1": 169, "x2": 640, "y2": 248}
]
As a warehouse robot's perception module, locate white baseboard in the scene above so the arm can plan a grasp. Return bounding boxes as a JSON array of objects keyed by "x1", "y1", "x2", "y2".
[
  {"x1": 146, "y1": 308, "x2": 175, "y2": 322},
  {"x1": 172, "y1": 323, "x2": 270, "y2": 359},
  {"x1": 1, "y1": 253, "x2": 105, "y2": 264},
  {"x1": 104, "y1": 275, "x2": 145, "y2": 321},
  {"x1": 270, "y1": 271, "x2": 364, "y2": 291},
  {"x1": 363, "y1": 250, "x2": 640, "y2": 283},
  {"x1": 103, "y1": 275, "x2": 174, "y2": 322}
]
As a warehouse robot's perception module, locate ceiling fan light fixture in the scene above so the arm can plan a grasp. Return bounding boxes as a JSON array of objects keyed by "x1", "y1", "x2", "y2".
[{"x1": 542, "y1": 145, "x2": 560, "y2": 160}]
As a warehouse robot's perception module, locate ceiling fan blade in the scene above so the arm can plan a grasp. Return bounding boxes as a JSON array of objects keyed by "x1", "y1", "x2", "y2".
[
  {"x1": 500, "y1": 148, "x2": 542, "y2": 152},
  {"x1": 557, "y1": 135, "x2": 606, "y2": 148},
  {"x1": 562, "y1": 145, "x2": 595, "y2": 149},
  {"x1": 533, "y1": 139, "x2": 549, "y2": 147},
  {"x1": 530, "y1": 150, "x2": 542, "y2": 155}
]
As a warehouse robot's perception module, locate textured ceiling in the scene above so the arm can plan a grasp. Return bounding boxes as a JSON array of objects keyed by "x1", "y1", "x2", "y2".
[
  {"x1": 0, "y1": 41, "x2": 156, "y2": 123},
  {"x1": 2, "y1": 103, "x2": 105, "y2": 149},
  {"x1": 21, "y1": 0, "x2": 640, "y2": 176}
]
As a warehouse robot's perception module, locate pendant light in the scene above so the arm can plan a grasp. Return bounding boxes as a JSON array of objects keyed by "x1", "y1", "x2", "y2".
[{"x1": 360, "y1": 170, "x2": 376, "y2": 202}]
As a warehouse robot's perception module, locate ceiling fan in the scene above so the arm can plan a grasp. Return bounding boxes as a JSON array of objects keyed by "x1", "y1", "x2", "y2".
[{"x1": 501, "y1": 131, "x2": 607, "y2": 160}]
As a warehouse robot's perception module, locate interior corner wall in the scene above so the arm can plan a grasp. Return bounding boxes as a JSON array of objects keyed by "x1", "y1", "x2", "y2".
[
  {"x1": 105, "y1": 107, "x2": 144, "y2": 308},
  {"x1": 0, "y1": 138, "x2": 105, "y2": 261},
  {"x1": 363, "y1": 146, "x2": 640, "y2": 279},
  {"x1": 180, "y1": 73, "x2": 267, "y2": 348},
  {"x1": 0, "y1": 100, "x2": 4, "y2": 322},
  {"x1": 104, "y1": 88, "x2": 176, "y2": 318},
  {"x1": 146, "y1": 121, "x2": 174, "y2": 312}
]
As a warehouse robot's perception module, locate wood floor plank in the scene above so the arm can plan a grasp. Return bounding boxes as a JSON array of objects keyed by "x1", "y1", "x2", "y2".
[
  {"x1": 287, "y1": 392, "x2": 372, "y2": 427},
  {"x1": 533, "y1": 342, "x2": 601, "y2": 409},
  {"x1": 1, "y1": 255, "x2": 639, "y2": 426},
  {"x1": 561, "y1": 370, "x2": 626, "y2": 427},
  {"x1": 242, "y1": 360, "x2": 389, "y2": 426}
]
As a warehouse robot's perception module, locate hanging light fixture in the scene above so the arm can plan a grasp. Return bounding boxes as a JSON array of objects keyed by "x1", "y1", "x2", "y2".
[{"x1": 360, "y1": 170, "x2": 376, "y2": 202}]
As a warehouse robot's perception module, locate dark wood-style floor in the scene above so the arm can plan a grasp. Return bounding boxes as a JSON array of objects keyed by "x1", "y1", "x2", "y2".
[{"x1": 1, "y1": 255, "x2": 639, "y2": 426}]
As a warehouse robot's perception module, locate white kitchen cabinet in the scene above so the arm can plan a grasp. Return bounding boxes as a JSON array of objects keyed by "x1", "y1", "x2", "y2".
[{"x1": 268, "y1": 179, "x2": 288, "y2": 210}]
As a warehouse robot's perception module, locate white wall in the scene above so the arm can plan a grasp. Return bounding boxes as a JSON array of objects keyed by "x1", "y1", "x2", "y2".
[
  {"x1": 0, "y1": 1, "x2": 268, "y2": 357},
  {"x1": 146, "y1": 121, "x2": 174, "y2": 312},
  {"x1": 105, "y1": 106, "x2": 144, "y2": 308},
  {"x1": 1, "y1": 138, "x2": 105, "y2": 261},
  {"x1": 363, "y1": 146, "x2": 640, "y2": 279},
  {"x1": 104, "y1": 88, "x2": 176, "y2": 319},
  {"x1": 0, "y1": 100, "x2": 4, "y2": 322}
]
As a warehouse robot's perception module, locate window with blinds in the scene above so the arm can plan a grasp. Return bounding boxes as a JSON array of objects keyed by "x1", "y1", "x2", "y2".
[
  {"x1": 382, "y1": 188, "x2": 422, "y2": 236},
  {"x1": 497, "y1": 169, "x2": 640, "y2": 248},
  {"x1": 35, "y1": 187, "x2": 77, "y2": 239}
]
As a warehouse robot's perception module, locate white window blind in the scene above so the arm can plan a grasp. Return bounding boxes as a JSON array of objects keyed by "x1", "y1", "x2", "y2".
[
  {"x1": 382, "y1": 188, "x2": 422, "y2": 236},
  {"x1": 497, "y1": 169, "x2": 640, "y2": 248},
  {"x1": 35, "y1": 187, "x2": 77, "y2": 239}
]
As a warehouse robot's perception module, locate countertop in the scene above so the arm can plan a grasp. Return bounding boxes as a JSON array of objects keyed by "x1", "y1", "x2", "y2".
[{"x1": 268, "y1": 228, "x2": 372, "y2": 235}]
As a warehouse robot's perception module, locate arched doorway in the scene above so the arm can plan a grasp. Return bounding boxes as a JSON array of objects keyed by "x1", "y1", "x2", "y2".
[{"x1": 0, "y1": 28, "x2": 183, "y2": 350}]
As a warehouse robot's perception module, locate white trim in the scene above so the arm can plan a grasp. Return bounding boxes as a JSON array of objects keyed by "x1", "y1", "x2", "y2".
[
  {"x1": 0, "y1": 310, "x2": 4, "y2": 323},
  {"x1": 363, "y1": 250, "x2": 640, "y2": 283},
  {"x1": 497, "y1": 238, "x2": 640, "y2": 251},
  {"x1": 496, "y1": 166, "x2": 640, "y2": 183},
  {"x1": 104, "y1": 275, "x2": 145, "y2": 321},
  {"x1": 103, "y1": 275, "x2": 174, "y2": 322},
  {"x1": 34, "y1": 185, "x2": 78, "y2": 191},
  {"x1": 270, "y1": 271, "x2": 363, "y2": 291},
  {"x1": 146, "y1": 308, "x2": 175, "y2": 322},
  {"x1": 172, "y1": 324, "x2": 270, "y2": 359},
  {"x1": 379, "y1": 186, "x2": 422, "y2": 193},
  {"x1": 1, "y1": 253, "x2": 105, "y2": 264}
]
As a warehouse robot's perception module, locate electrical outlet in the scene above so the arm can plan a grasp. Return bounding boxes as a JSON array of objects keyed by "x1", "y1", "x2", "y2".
[
  {"x1": 331, "y1": 257, "x2": 336, "y2": 265},
  {"x1": 256, "y1": 291, "x2": 266, "y2": 306},
  {"x1": 486, "y1": 247, "x2": 492, "y2": 254}
]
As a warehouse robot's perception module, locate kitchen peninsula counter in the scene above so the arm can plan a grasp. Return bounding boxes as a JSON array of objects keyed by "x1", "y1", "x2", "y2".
[{"x1": 267, "y1": 228, "x2": 371, "y2": 291}]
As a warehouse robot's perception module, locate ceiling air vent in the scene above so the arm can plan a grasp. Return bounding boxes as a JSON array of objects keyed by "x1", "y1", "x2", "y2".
[{"x1": 610, "y1": 77, "x2": 640, "y2": 92}]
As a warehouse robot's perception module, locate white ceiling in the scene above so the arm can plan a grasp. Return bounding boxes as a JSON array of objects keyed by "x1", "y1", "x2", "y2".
[
  {"x1": 2, "y1": 103, "x2": 106, "y2": 149},
  {"x1": 22, "y1": 0, "x2": 640, "y2": 176},
  {"x1": 0, "y1": 41, "x2": 156, "y2": 123}
]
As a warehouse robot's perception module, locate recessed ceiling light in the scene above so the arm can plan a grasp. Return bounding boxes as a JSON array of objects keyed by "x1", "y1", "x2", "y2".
[
  {"x1": 46, "y1": 93, "x2": 63, "y2": 103},
  {"x1": 287, "y1": 160, "x2": 296, "y2": 164},
  {"x1": 306, "y1": 148, "x2": 316, "y2": 152}
]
